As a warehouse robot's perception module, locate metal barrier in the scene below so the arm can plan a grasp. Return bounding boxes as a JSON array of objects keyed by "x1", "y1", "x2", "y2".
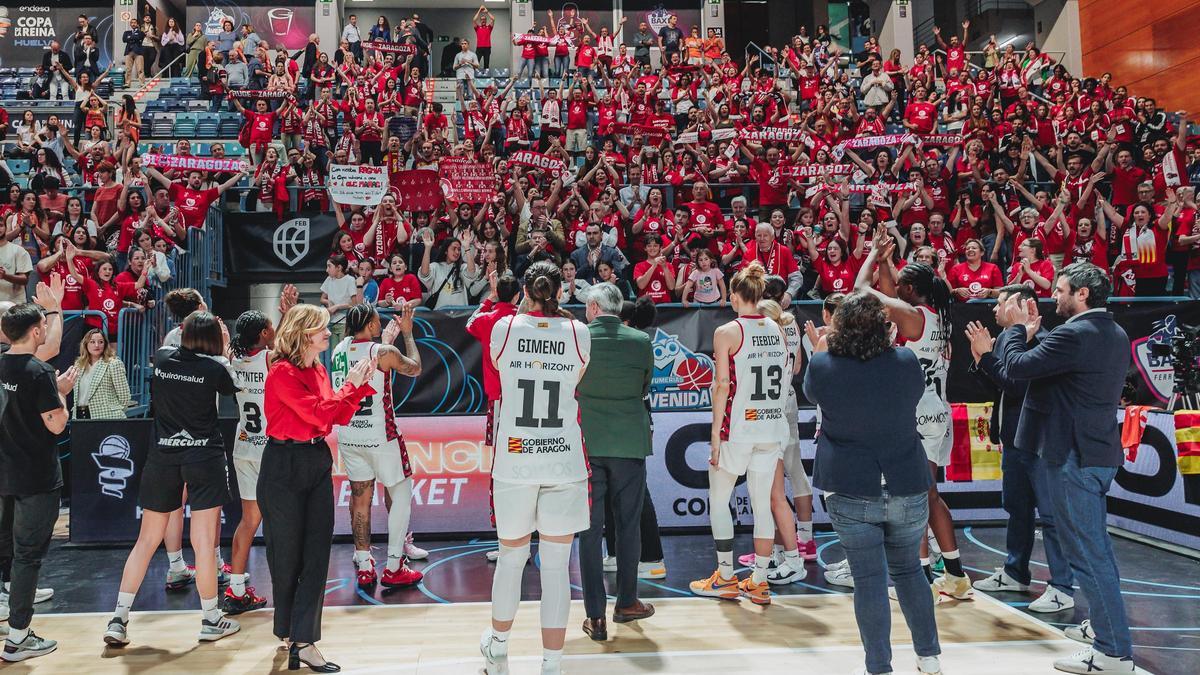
[{"x1": 115, "y1": 306, "x2": 154, "y2": 416}]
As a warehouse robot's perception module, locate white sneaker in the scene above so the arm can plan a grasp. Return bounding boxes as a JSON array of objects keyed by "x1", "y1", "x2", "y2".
[
  {"x1": 0, "y1": 588, "x2": 53, "y2": 605},
  {"x1": 1, "y1": 631, "x2": 57, "y2": 662},
  {"x1": 540, "y1": 658, "x2": 563, "y2": 674},
  {"x1": 198, "y1": 617, "x2": 240, "y2": 642},
  {"x1": 485, "y1": 549, "x2": 499, "y2": 562},
  {"x1": 932, "y1": 573, "x2": 974, "y2": 601},
  {"x1": 827, "y1": 558, "x2": 849, "y2": 571},
  {"x1": 480, "y1": 628, "x2": 509, "y2": 675},
  {"x1": 1053, "y1": 647, "x2": 1134, "y2": 673},
  {"x1": 0, "y1": 597, "x2": 8, "y2": 622},
  {"x1": 602, "y1": 555, "x2": 617, "y2": 573},
  {"x1": 637, "y1": 561, "x2": 666, "y2": 579},
  {"x1": 103, "y1": 617, "x2": 129, "y2": 647},
  {"x1": 824, "y1": 562, "x2": 854, "y2": 588},
  {"x1": 404, "y1": 533, "x2": 429, "y2": 561},
  {"x1": 1064, "y1": 620, "x2": 1095, "y2": 645},
  {"x1": 767, "y1": 559, "x2": 806, "y2": 585},
  {"x1": 1029, "y1": 585, "x2": 1075, "y2": 613},
  {"x1": 916, "y1": 655, "x2": 942, "y2": 674},
  {"x1": 971, "y1": 568, "x2": 1029, "y2": 593}
]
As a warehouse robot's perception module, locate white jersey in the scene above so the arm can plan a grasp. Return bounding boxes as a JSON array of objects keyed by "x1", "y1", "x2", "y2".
[
  {"x1": 901, "y1": 305, "x2": 950, "y2": 404},
  {"x1": 781, "y1": 318, "x2": 802, "y2": 395},
  {"x1": 231, "y1": 349, "x2": 269, "y2": 461},
  {"x1": 724, "y1": 315, "x2": 790, "y2": 443},
  {"x1": 331, "y1": 338, "x2": 401, "y2": 454},
  {"x1": 490, "y1": 313, "x2": 591, "y2": 485}
]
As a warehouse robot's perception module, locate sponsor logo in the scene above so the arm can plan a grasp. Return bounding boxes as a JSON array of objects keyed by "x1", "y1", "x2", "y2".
[
  {"x1": 1132, "y1": 315, "x2": 1177, "y2": 403},
  {"x1": 650, "y1": 328, "x2": 714, "y2": 411},
  {"x1": 508, "y1": 436, "x2": 523, "y2": 453},
  {"x1": 744, "y1": 408, "x2": 758, "y2": 421},
  {"x1": 272, "y1": 217, "x2": 310, "y2": 267},
  {"x1": 158, "y1": 429, "x2": 210, "y2": 447},
  {"x1": 92, "y1": 435, "x2": 135, "y2": 499}
]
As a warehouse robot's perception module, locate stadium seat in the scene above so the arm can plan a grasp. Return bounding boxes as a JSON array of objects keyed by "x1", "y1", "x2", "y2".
[
  {"x1": 6, "y1": 159, "x2": 30, "y2": 175},
  {"x1": 196, "y1": 113, "x2": 220, "y2": 138},
  {"x1": 174, "y1": 113, "x2": 199, "y2": 137}
]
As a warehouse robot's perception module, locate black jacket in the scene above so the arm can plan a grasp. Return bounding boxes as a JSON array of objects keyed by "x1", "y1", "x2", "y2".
[
  {"x1": 973, "y1": 326, "x2": 1046, "y2": 449},
  {"x1": 999, "y1": 310, "x2": 1130, "y2": 467},
  {"x1": 42, "y1": 49, "x2": 72, "y2": 73}
]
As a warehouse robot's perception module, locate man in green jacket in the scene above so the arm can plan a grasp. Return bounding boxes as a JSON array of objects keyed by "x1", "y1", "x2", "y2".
[{"x1": 576, "y1": 283, "x2": 655, "y2": 642}]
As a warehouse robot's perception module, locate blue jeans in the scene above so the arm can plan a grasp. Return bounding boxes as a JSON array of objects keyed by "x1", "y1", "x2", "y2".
[
  {"x1": 1046, "y1": 451, "x2": 1132, "y2": 658},
  {"x1": 1001, "y1": 447, "x2": 1075, "y2": 594},
  {"x1": 1188, "y1": 269, "x2": 1200, "y2": 300},
  {"x1": 516, "y1": 57, "x2": 536, "y2": 80},
  {"x1": 828, "y1": 492, "x2": 940, "y2": 674},
  {"x1": 554, "y1": 55, "x2": 570, "y2": 78}
]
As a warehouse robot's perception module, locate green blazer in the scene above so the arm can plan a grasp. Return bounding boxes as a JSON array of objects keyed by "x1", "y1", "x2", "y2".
[{"x1": 578, "y1": 315, "x2": 653, "y2": 459}]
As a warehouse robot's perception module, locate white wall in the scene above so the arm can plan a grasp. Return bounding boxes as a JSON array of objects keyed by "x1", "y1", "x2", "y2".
[{"x1": 1033, "y1": 0, "x2": 1082, "y2": 76}]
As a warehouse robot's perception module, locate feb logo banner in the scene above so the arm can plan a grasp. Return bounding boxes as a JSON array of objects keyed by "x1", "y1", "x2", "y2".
[{"x1": 650, "y1": 328, "x2": 714, "y2": 411}]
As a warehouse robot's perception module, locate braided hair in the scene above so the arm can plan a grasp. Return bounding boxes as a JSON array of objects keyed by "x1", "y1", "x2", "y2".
[
  {"x1": 231, "y1": 310, "x2": 271, "y2": 359},
  {"x1": 345, "y1": 303, "x2": 379, "y2": 337},
  {"x1": 897, "y1": 262, "x2": 952, "y2": 350},
  {"x1": 523, "y1": 259, "x2": 570, "y2": 318}
]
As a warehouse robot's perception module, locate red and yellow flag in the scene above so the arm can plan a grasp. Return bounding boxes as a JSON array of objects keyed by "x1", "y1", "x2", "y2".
[
  {"x1": 1173, "y1": 410, "x2": 1200, "y2": 475},
  {"x1": 947, "y1": 403, "x2": 1002, "y2": 481}
]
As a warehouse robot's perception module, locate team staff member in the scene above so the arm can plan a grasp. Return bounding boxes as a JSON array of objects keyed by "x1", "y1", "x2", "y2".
[
  {"x1": 261, "y1": 304, "x2": 376, "y2": 674},
  {"x1": 103, "y1": 312, "x2": 241, "y2": 648},
  {"x1": 0, "y1": 303, "x2": 73, "y2": 663},
  {"x1": 577, "y1": 282, "x2": 655, "y2": 642}
]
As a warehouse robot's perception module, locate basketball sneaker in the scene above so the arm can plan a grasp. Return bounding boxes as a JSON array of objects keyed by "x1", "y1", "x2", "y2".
[
  {"x1": 1, "y1": 631, "x2": 57, "y2": 662},
  {"x1": 480, "y1": 628, "x2": 509, "y2": 675},
  {"x1": 972, "y1": 568, "x2": 1029, "y2": 593},
  {"x1": 381, "y1": 563, "x2": 423, "y2": 588},
  {"x1": 0, "y1": 596, "x2": 7, "y2": 622},
  {"x1": 198, "y1": 616, "x2": 240, "y2": 642},
  {"x1": 766, "y1": 559, "x2": 806, "y2": 585},
  {"x1": 1053, "y1": 647, "x2": 1134, "y2": 673},
  {"x1": 165, "y1": 565, "x2": 196, "y2": 591},
  {"x1": 689, "y1": 570, "x2": 741, "y2": 600},
  {"x1": 0, "y1": 585, "x2": 53, "y2": 604},
  {"x1": 1029, "y1": 586, "x2": 1075, "y2": 613},
  {"x1": 824, "y1": 561, "x2": 854, "y2": 588},
  {"x1": 916, "y1": 655, "x2": 942, "y2": 674},
  {"x1": 1064, "y1": 620, "x2": 1095, "y2": 645},
  {"x1": 485, "y1": 550, "x2": 499, "y2": 562},
  {"x1": 103, "y1": 617, "x2": 129, "y2": 647},
  {"x1": 356, "y1": 567, "x2": 378, "y2": 588},
  {"x1": 221, "y1": 586, "x2": 267, "y2": 615},
  {"x1": 932, "y1": 573, "x2": 974, "y2": 601},
  {"x1": 798, "y1": 538, "x2": 817, "y2": 561},
  {"x1": 738, "y1": 577, "x2": 771, "y2": 605},
  {"x1": 403, "y1": 533, "x2": 429, "y2": 561},
  {"x1": 637, "y1": 561, "x2": 667, "y2": 579}
]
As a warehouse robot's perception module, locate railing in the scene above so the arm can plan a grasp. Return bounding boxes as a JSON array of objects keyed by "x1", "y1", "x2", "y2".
[
  {"x1": 743, "y1": 41, "x2": 779, "y2": 77},
  {"x1": 103, "y1": 51, "x2": 188, "y2": 137},
  {"x1": 114, "y1": 307, "x2": 153, "y2": 416}
]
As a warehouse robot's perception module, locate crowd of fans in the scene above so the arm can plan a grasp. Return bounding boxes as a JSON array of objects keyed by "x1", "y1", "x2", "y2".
[{"x1": 1, "y1": 9, "x2": 1199, "y2": 344}]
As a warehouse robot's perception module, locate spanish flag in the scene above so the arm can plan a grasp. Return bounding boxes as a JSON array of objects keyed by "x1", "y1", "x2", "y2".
[
  {"x1": 1173, "y1": 410, "x2": 1200, "y2": 475},
  {"x1": 744, "y1": 409, "x2": 759, "y2": 421},
  {"x1": 947, "y1": 403, "x2": 1002, "y2": 481}
]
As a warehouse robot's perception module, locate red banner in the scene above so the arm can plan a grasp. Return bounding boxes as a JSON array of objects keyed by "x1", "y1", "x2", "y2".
[
  {"x1": 782, "y1": 163, "x2": 854, "y2": 178},
  {"x1": 506, "y1": 150, "x2": 569, "y2": 178},
  {"x1": 610, "y1": 122, "x2": 669, "y2": 143},
  {"x1": 393, "y1": 169, "x2": 443, "y2": 213},
  {"x1": 739, "y1": 126, "x2": 810, "y2": 143},
  {"x1": 143, "y1": 153, "x2": 247, "y2": 173},
  {"x1": 361, "y1": 41, "x2": 417, "y2": 56},
  {"x1": 439, "y1": 159, "x2": 496, "y2": 204}
]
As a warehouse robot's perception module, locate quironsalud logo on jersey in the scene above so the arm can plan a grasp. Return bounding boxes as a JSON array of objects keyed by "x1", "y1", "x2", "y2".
[
  {"x1": 650, "y1": 328, "x2": 714, "y2": 411},
  {"x1": 1132, "y1": 315, "x2": 1177, "y2": 403}
]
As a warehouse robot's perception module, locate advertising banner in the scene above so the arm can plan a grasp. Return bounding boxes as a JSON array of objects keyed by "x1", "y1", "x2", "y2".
[
  {"x1": 187, "y1": 1, "x2": 315, "y2": 52},
  {"x1": 0, "y1": 2, "x2": 113, "y2": 70},
  {"x1": 223, "y1": 211, "x2": 342, "y2": 279},
  {"x1": 327, "y1": 164, "x2": 388, "y2": 206}
]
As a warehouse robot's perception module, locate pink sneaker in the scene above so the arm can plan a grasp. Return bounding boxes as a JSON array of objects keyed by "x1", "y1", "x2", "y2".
[
  {"x1": 797, "y1": 539, "x2": 817, "y2": 561},
  {"x1": 737, "y1": 552, "x2": 756, "y2": 567}
]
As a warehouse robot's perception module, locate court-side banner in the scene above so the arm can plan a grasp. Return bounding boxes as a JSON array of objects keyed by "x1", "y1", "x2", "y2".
[{"x1": 303, "y1": 301, "x2": 1200, "y2": 415}]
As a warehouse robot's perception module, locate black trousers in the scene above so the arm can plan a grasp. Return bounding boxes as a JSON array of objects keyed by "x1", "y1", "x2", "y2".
[
  {"x1": 604, "y1": 484, "x2": 664, "y2": 562},
  {"x1": 477, "y1": 47, "x2": 491, "y2": 70},
  {"x1": 580, "y1": 457, "x2": 646, "y2": 618},
  {"x1": 0, "y1": 490, "x2": 59, "y2": 630},
  {"x1": 258, "y1": 441, "x2": 334, "y2": 644},
  {"x1": 360, "y1": 140, "x2": 382, "y2": 166}
]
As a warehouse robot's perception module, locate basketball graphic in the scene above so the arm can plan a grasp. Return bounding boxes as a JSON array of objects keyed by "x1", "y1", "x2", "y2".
[{"x1": 675, "y1": 356, "x2": 712, "y2": 390}]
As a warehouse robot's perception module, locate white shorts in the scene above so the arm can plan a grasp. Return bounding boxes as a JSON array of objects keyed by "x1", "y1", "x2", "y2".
[
  {"x1": 233, "y1": 457, "x2": 261, "y2": 501},
  {"x1": 341, "y1": 443, "x2": 408, "y2": 487},
  {"x1": 781, "y1": 390, "x2": 812, "y2": 496},
  {"x1": 492, "y1": 479, "x2": 589, "y2": 540},
  {"x1": 566, "y1": 128, "x2": 588, "y2": 152},
  {"x1": 916, "y1": 396, "x2": 953, "y2": 467},
  {"x1": 718, "y1": 441, "x2": 782, "y2": 476}
]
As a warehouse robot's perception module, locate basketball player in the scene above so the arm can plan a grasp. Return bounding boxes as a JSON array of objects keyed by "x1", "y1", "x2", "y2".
[
  {"x1": 465, "y1": 271, "x2": 520, "y2": 563},
  {"x1": 220, "y1": 310, "x2": 274, "y2": 614},
  {"x1": 481, "y1": 261, "x2": 590, "y2": 675},
  {"x1": 855, "y1": 229, "x2": 973, "y2": 602},
  {"x1": 332, "y1": 303, "x2": 423, "y2": 589},
  {"x1": 690, "y1": 262, "x2": 790, "y2": 606}
]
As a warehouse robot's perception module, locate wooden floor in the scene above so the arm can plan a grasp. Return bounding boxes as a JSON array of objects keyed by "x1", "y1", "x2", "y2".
[{"x1": 4, "y1": 593, "x2": 1129, "y2": 674}]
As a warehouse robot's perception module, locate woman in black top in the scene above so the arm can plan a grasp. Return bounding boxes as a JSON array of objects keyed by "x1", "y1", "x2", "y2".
[{"x1": 102, "y1": 312, "x2": 241, "y2": 648}]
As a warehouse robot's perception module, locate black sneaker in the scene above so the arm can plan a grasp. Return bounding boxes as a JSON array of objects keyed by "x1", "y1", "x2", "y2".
[
  {"x1": 103, "y1": 617, "x2": 129, "y2": 647},
  {"x1": 221, "y1": 587, "x2": 267, "y2": 615},
  {"x1": 2, "y1": 631, "x2": 58, "y2": 662}
]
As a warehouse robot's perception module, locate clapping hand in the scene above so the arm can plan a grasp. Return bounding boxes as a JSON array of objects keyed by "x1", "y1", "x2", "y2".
[
  {"x1": 279, "y1": 283, "x2": 300, "y2": 314},
  {"x1": 964, "y1": 321, "x2": 994, "y2": 363},
  {"x1": 804, "y1": 320, "x2": 828, "y2": 353},
  {"x1": 34, "y1": 273, "x2": 65, "y2": 312},
  {"x1": 346, "y1": 355, "x2": 378, "y2": 387},
  {"x1": 1004, "y1": 295, "x2": 1041, "y2": 341}
]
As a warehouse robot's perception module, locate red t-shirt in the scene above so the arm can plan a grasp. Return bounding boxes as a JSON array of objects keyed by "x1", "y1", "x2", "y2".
[
  {"x1": 813, "y1": 256, "x2": 860, "y2": 295},
  {"x1": 242, "y1": 109, "x2": 276, "y2": 143},
  {"x1": 377, "y1": 274, "x2": 423, "y2": 304},
  {"x1": 905, "y1": 101, "x2": 937, "y2": 134},
  {"x1": 1007, "y1": 258, "x2": 1056, "y2": 298},
  {"x1": 750, "y1": 158, "x2": 791, "y2": 207},
  {"x1": 633, "y1": 260, "x2": 673, "y2": 303},
  {"x1": 1109, "y1": 164, "x2": 1148, "y2": 206},
  {"x1": 83, "y1": 277, "x2": 137, "y2": 334},
  {"x1": 474, "y1": 24, "x2": 493, "y2": 49},
  {"x1": 169, "y1": 183, "x2": 219, "y2": 229},
  {"x1": 948, "y1": 261, "x2": 1004, "y2": 300},
  {"x1": 55, "y1": 257, "x2": 93, "y2": 311},
  {"x1": 465, "y1": 299, "x2": 518, "y2": 401},
  {"x1": 566, "y1": 99, "x2": 589, "y2": 130}
]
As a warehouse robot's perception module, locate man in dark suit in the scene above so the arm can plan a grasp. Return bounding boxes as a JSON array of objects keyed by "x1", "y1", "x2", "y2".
[
  {"x1": 41, "y1": 43, "x2": 72, "y2": 101},
  {"x1": 966, "y1": 284, "x2": 1075, "y2": 614},
  {"x1": 576, "y1": 283, "x2": 655, "y2": 642},
  {"x1": 988, "y1": 263, "x2": 1134, "y2": 675}
]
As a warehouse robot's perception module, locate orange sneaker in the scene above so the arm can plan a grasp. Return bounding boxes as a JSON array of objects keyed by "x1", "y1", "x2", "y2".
[
  {"x1": 739, "y1": 577, "x2": 771, "y2": 605},
  {"x1": 689, "y1": 570, "x2": 741, "y2": 599}
]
